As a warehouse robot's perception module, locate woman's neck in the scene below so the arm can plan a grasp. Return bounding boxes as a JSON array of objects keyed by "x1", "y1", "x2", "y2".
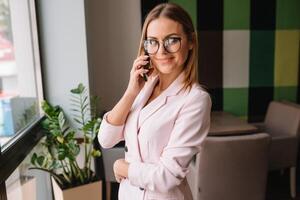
[{"x1": 156, "y1": 69, "x2": 183, "y2": 93}]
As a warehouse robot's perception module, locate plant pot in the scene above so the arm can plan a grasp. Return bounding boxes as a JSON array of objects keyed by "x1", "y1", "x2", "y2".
[
  {"x1": 21, "y1": 176, "x2": 36, "y2": 200},
  {"x1": 51, "y1": 177, "x2": 102, "y2": 200}
]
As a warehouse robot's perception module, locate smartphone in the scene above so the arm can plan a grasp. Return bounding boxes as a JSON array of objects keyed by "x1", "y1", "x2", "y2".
[{"x1": 142, "y1": 52, "x2": 150, "y2": 81}]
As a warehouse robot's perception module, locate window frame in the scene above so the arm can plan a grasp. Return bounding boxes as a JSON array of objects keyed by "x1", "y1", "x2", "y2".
[{"x1": 0, "y1": 116, "x2": 45, "y2": 184}]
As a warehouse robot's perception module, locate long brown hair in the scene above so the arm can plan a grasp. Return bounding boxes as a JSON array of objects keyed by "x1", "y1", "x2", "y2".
[{"x1": 137, "y1": 3, "x2": 198, "y2": 91}]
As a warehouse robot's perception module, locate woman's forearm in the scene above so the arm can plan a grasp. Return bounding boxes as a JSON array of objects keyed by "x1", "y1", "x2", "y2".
[{"x1": 106, "y1": 90, "x2": 137, "y2": 126}]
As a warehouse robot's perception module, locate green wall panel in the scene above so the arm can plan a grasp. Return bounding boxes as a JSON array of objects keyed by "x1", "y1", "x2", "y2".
[
  {"x1": 250, "y1": 31, "x2": 275, "y2": 87},
  {"x1": 169, "y1": 0, "x2": 197, "y2": 27},
  {"x1": 224, "y1": 0, "x2": 250, "y2": 29},
  {"x1": 276, "y1": 0, "x2": 300, "y2": 29},
  {"x1": 274, "y1": 86, "x2": 298, "y2": 102},
  {"x1": 223, "y1": 88, "x2": 248, "y2": 117}
]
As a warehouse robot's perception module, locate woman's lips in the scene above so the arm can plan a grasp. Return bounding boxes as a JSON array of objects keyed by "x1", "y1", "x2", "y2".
[{"x1": 156, "y1": 57, "x2": 173, "y2": 63}]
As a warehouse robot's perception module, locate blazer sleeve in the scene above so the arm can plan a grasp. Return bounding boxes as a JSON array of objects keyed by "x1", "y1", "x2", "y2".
[
  {"x1": 98, "y1": 112, "x2": 125, "y2": 148},
  {"x1": 128, "y1": 91, "x2": 211, "y2": 193}
]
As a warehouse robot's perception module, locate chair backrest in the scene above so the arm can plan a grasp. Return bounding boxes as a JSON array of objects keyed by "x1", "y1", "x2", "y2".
[
  {"x1": 265, "y1": 101, "x2": 300, "y2": 136},
  {"x1": 190, "y1": 133, "x2": 270, "y2": 200},
  {"x1": 101, "y1": 147, "x2": 124, "y2": 182}
]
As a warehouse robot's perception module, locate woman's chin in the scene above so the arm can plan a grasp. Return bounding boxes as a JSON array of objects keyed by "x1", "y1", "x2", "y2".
[
  {"x1": 156, "y1": 69, "x2": 173, "y2": 75},
  {"x1": 155, "y1": 64, "x2": 174, "y2": 74}
]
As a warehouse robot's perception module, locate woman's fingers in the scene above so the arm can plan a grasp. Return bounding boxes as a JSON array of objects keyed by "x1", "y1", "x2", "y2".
[
  {"x1": 133, "y1": 56, "x2": 150, "y2": 70},
  {"x1": 126, "y1": 55, "x2": 152, "y2": 96},
  {"x1": 133, "y1": 60, "x2": 149, "y2": 72},
  {"x1": 133, "y1": 55, "x2": 149, "y2": 65},
  {"x1": 113, "y1": 160, "x2": 125, "y2": 183},
  {"x1": 114, "y1": 173, "x2": 125, "y2": 183},
  {"x1": 115, "y1": 174, "x2": 120, "y2": 183},
  {"x1": 136, "y1": 68, "x2": 149, "y2": 77}
]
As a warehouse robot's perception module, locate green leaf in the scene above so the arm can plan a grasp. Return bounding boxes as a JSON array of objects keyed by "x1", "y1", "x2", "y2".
[
  {"x1": 57, "y1": 136, "x2": 64, "y2": 144},
  {"x1": 49, "y1": 122, "x2": 59, "y2": 128},
  {"x1": 41, "y1": 119, "x2": 50, "y2": 129},
  {"x1": 37, "y1": 156, "x2": 45, "y2": 166},
  {"x1": 65, "y1": 131, "x2": 75, "y2": 140},
  {"x1": 62, "y1": 127, "x2": 70, "y2": 135},
  {"x1": 74, "y1": 146, "x2": 80, "y2": 156},
  {"x1": 67, "y1": 141, "x2": 80, "y2": 157},
  {"x1": 82, "y1": 120, "x2": 94, "y2": 132},
  {"x1": 69, "y1": 99, "x2": 81, "y2": 105},
  {"x1": 70, "y1": 83, "x2": 85, "y2": 94},
  {"x1": 82, "y1": 102, "x2": 89, "y2": 110},
  {"x1": 58, "y1": 148, "x2": 66, "y2": 160},
  {"x1": 91, "y1": 149, "x2": 101, "y2": 157},
  {"x1": 42, "y1": 101, "x2": 61, "y2": 119},
  {"x1": 73, "y1": 118, "x2": 83, "y2": 125},
  {"x1": 31, "y1": 153, "x2": 37, "y2": 165},
  {"x1": 58, "y1": 112, "x2": 66, "y2": 130},
  {"x1": 51, "y1": 130, "x2": 61, "y2": 137},
  {"x1": 92, "y1": 120, "x2": 101, "y2": 139},
  {"x1": 93, "y1": 118, "x2": 101, "y2": 132},
  {"x1": 49, "y1": 161, "x2": 61, "y2": 170},
  {"x1": 82, "y1": 95, "x2": 89, "y2": 105},
  {"x1": 71, "y1": 108, "x2": 81, "y2": 113}
]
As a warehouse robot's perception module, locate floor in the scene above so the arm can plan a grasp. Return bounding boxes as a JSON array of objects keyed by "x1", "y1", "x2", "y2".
[{"x1": 108, "y1": 170, "x2": 300, "y2": 200}]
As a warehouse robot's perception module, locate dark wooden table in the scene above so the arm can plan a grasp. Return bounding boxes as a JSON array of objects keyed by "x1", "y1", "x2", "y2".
[{"x1": 209, "y1": 111, "x2": 258, "y2": 136}]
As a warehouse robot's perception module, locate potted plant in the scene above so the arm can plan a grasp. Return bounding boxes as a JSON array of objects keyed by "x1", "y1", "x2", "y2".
[{"x1": 29, "y1": 83, "x2": 102, "y2": 200}]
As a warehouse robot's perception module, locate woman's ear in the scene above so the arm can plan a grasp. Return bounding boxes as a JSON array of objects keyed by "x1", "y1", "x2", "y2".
[
  {"x1": 188, "y1": 41, "x2": 194, "y2": 50},
  {"x1": 188, "y1": 32, "x2": 196, "y2": 50}
]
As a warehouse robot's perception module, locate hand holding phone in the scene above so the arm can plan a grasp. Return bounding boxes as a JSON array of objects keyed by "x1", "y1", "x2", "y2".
[{"x1": 142, "y1": 53, "x2": 150, "y2": 81}]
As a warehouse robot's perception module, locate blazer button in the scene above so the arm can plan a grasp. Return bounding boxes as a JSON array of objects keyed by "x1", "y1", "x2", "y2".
[
  {"x1": 124, "y1": 146, "x2": 128, "y2": 152},
  {"x1": 139, "y1": 187, "x2": 144, "y2": 191}
]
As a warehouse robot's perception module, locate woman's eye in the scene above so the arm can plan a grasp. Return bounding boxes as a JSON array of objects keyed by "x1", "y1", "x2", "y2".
[
  {"x1": 145, "y1": 39, "x2": 157, "y2": 46},
  {"x1": 169, "y1": 38, "x2": 179, "y2": 44},
  {"x1": 147, "y1": 39, "x2": 157, "y2": 46}
]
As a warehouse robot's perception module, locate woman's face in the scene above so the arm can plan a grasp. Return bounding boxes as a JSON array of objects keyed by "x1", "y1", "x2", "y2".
[{"x1": 146, "y1": 17, "x2": 192, "y2": 76}]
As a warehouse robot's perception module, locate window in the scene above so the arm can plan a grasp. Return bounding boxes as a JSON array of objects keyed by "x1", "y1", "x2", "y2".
[{"x1": 0, "y1": 0, "x2": 43, "y2": 150}]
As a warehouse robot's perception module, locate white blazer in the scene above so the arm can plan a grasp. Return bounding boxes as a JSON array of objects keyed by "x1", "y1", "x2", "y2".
[{"x1": 98, "y1": 71, "x2": 212, "y2": 200}]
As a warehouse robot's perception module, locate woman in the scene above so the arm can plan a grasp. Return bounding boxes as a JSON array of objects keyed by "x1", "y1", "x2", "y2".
[{"x1": 98, "y1": 3, "x2": 211, "y2": 200}]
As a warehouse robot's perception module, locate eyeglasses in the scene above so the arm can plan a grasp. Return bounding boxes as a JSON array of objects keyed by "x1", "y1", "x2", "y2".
[{"x1": 143, "y1": 36, "x2": 182, "y2": 55}]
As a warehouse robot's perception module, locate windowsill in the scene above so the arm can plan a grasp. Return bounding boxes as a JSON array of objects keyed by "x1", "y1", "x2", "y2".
[{"x1": 1, "y1": 115, "x2": 44, "y2": 153}]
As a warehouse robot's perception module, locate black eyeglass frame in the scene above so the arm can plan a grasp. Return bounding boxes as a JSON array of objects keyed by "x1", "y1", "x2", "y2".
[{"x1": 143, "y1": 36, "x2": 182, "y2": 55}]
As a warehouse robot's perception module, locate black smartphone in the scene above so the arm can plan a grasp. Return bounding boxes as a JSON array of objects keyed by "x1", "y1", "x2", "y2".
[{"x1": 142, "y1": 52, "x2": 150, "y2": 81}]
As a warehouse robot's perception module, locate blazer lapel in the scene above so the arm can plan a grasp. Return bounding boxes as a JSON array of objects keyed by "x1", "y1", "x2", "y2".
[
  {"x1": 134, "y1": 75, "x2": 159, "y2": 112},
  {"x1": 130, "y1": 76, "x2": 159, "y2": 161},
  {"x1": 138, "y1": 71, "x2": 186, "y2": 129}
]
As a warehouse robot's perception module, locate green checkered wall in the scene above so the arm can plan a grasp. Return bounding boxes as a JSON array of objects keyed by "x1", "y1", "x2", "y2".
[{"x1": 141, "y1": 0, "x2": 300, "y2": 122}]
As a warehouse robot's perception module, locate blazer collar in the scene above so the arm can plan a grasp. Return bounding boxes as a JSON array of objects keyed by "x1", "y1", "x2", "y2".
[
  {"x1": 154, "y1": 71, "x2": 184, "y2": 97},
  {"x1": 137, "y1": 71, "x2": 186, "y2": 129},
  {"x1": 146, "y1": 70, "x2": 186, "y2": 99}
]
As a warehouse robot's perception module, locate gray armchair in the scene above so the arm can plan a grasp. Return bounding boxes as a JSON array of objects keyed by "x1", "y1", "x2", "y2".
[
  {"x1": 257, "y1": 101, "x2": 300, "y2": 198},
  {"x1": 187, "y1": 133, "x2": 270, "y2": 200}
]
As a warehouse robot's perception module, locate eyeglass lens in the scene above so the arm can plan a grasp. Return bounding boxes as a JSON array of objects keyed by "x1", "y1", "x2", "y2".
[{"x1": 144, "y1": 37, "x2": 181, "y2": 54}]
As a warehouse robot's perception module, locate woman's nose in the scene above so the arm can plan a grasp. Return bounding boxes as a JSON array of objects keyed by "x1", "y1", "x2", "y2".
[{"x1": 157, "y1": 43, "x2": 168, "y2": 55}]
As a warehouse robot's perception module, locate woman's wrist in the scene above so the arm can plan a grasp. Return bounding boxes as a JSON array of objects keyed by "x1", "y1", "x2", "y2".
[{"x1": 124, "y1": 89, "x2": 138, "y2": 100}]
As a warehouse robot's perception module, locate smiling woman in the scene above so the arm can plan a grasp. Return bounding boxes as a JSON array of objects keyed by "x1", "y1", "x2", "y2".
[{"x1": 98, "y1": 3, "x2": 211, "y2": 200}]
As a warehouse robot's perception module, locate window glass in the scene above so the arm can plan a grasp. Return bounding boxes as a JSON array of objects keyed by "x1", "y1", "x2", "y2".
[{"x1": 0, "y1": 0, "x2": 42, "y2": 149}]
